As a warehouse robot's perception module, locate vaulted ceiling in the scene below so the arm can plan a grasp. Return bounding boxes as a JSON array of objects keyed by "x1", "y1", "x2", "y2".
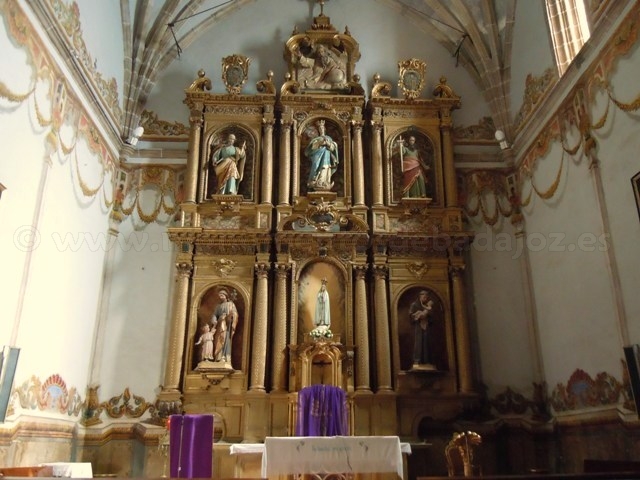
[{"x1": 121, "y1": 0, "x2": 516, "y2": 140}]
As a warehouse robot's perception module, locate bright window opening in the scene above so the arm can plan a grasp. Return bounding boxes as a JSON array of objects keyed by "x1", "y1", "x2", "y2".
[{"x1": 546, "y1": 0, "x2": 591, "y2": 75}]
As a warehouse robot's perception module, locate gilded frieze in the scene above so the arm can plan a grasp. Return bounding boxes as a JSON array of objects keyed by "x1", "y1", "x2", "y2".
[
  {"x1": 550, "y1": 369, "x2": 623, "y2": 412},
  {"x1": 453, "y1": 116, "x2": 497, "y2": 144},
  {"x1": 459, "y1": 170, "x2": 521, "y2": 227},
  {"x1": 139, "y1": 109, "x2": 189, "y2": 141},
  {"x1": 11, "y1": 374, "x2": 82, "y2": 417},
  {"x1": 518, "y1": 4, "x2": 640, "y2": 206},
  {"x1": 115, "y1": 165, "x2": 184, "y2": 225},
  {"x1": 1, "y1": 0, "x2": 122, "y2": 215},
  {"x1": 8, "y1": 374, "x2": 156, "y2": 424},
  {"x1": 42, "y1": 0, "x2": 122, "y2": 122},
  {"x1": 514, "y1": 67, "x2": 558, "y2": 133}
]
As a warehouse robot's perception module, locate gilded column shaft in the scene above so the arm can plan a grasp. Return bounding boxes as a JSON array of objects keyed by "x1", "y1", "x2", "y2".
[
  {"x1": 271, "y1": 264, "x2": 289, "y2": 392},
  {"x1": 450, "y1": 266, "x2": 473, "y2": 393},
  {"x1": 279, "y1": 121, "x2": 292, "y2": 205},
  {"x1": 250, "y1": 264, "x2": 270, "y2": 391},
  {"x1": 186, "y1": 114, "x2": 203, "y2": 203},
  {"x1": 354, "y1": 265, "x2": 370, "y2": 391},
  {"x1": 292, "y1": 120, "x2": 299, "y2": 198},
  {"x1": 163, "y1": 262, "x2": 192, "y2": 391},
  {"x1": 261, "y1": 120, "x2": 274, "y2": 204},
  {"x1": 373, "y1": 266, "x2": 392, "y2": 391},
  {"x1": 441, "y1": 125, "x2": 457, "y2": 207},
  {"x1": 352, "y1": 121, "x2": 365, "y2": 206},
  {"x1": 371, "y1": 122, "x2": 384, "y2": 206}
]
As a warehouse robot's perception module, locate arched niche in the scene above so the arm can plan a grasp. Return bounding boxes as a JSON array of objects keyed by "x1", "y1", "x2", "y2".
[
  {"x1": 189, "y1": 283, "x2": 247, "y2": 372},
  {"x1": 296, "y1": 259, "x2": 346, "y2": 344},
  {"x1": 200, "y1": 124, "x2": 257, "y2": 202},
  {"x1": 396, "y1": 286, "x2": 449, "y2": 372},
  {"x1": 297, "y1": 116, "x2": 347, "y2": 197}
]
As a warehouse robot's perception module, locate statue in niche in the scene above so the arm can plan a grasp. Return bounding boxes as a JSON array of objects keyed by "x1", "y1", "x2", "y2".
[
  {"x1": 409, "y1": 290, "x2": 435, "y2": 369},
  {"x1": 394, "y1": 134, "x2": 432, "y2": 199},
  {"x1": 314, "y1": 278, "x2": 331, "y2": 328},
  {"x1": 194, "y1": 285, "x2": 245, "y2": 371},
  {"x1": 195, "y1": 324, "x2": 215, "y2": 362},
  {"x1": 304, "y1": 119, "x2": 339, "y2": 191},
  {"x1": 205, "y1": 133, "x2": 246, "y2": 198},
  {"x1": 210, "y1": 288, "x2": 239, "y2": 364}
]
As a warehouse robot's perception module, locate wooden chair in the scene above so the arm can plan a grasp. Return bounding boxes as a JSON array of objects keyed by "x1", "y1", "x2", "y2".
[{"x1": 445, "y1": 431, "x2": 482, "y2": 477}]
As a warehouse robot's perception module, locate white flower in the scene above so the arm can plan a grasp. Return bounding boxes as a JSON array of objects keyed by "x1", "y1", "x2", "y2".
[{"x1": 310, "y1": 326, "x2": 333, "y2": 340}]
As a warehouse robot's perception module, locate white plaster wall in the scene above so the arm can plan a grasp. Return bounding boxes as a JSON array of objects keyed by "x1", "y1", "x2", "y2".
[
  {"x1": 592, "y1": 42, "x2": 640, "y2": 345},
  {"x1": 510, "y1": 0, "x2": 556, "y2": 122},
  {"x1": 1, "y1": 3, "x2": 112, "y2": 416},
  {"x1": 98, "y1": 217, "x2": 174, "y2": 402},
  {"x1": 16, "y1": 137, "x2": 109, "y2": 393},
  {"x1": 148, "y1": 0, "x2": 489, "y2": 128},
  {"x1": 0, "y1": 17, "x2": 42, "y2": 346},
  {"x1": 468, "y1": 216, "x2": 535, "y2": 396},
  {"x1": 523, "y1": 141, "x2": 622, "y2": 387}
]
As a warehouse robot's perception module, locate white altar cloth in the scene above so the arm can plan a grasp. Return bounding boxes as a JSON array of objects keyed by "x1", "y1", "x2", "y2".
[
  {"x1": 261, "y1": 436, "x2": 406, "y2": 478},
  {"x1": 41, "y1": 462, "x2": 93, "y2": 478}
]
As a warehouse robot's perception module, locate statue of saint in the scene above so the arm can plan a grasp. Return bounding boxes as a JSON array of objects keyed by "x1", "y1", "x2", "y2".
[
  {"x1": 206, "y1": 133, "x2": 246, "y2": 197},
  {"x1": 313, "y1": 278, "x2": 331, "y2": 328},
  {"x1": 210, "y1": 288, "x2": 239, "y2": 365},
  {"x1": 395, "y1": 135, "x2": 432, "y2": 199},
  {"x1": 409, "y1": 290, "x2": 436, "y2": 368},
  {"x1": 305, "y1": 120, "x2": 339, "y2": 191}
]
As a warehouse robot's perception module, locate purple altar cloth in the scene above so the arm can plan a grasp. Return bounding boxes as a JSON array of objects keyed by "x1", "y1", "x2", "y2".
[
  {"x1": 296, "y1": 384, "x2": 348, "y2": 436},
  {"x1": 169, "y1": 414, "x2": 214, "y2": 478}
]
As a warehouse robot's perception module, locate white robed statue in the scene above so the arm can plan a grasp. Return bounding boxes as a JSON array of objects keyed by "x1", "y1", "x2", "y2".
[{"x1": 313, "y1": 278, "x2": 331, "y2": 327}]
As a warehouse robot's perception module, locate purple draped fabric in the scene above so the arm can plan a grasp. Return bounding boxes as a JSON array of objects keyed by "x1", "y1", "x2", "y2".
[
  {"x1": 296, "y1": 385, "x2": 348, "y2": 436},
  {"x1": 169, "y1": 414, "x2": 213, "y2": 478}
]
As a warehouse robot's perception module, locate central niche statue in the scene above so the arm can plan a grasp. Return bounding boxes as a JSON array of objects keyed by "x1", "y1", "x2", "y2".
[
  {"x1": 314, "y1": 278, "x2": 331, "y2": 327},
  {"x1": 310, "y1": 278, "x2": 333, "y2": 341},
  {"x1": 304, "y1": 120, "x2": 339, "y2": 191}
]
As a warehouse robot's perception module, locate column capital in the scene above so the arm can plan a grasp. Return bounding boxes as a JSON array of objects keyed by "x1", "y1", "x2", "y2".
[
  {"x1": 176, "y1": 262, "x2": 193, "y2": 276},
  {"x1": 371, "y1": 120, "x2": 384, "y2": 132},
  {"x1": 373, "y1": 264, "x2": 388, "y2": 279},
  {"x1": 188, "y1": 115, "x2": 204, "y2": 127},
  {"x1": 353, "y1": 264, "x2": 368, "y2": 280},
  {"x1": 274, "y1": 263, "x2": 291, "y2": 277},
  {"x1": 255, "y1": 262, "x2": 271, "y2": 278},
  {"x1": 449, "y1": 264, "x2": 465, "y2": 277}
]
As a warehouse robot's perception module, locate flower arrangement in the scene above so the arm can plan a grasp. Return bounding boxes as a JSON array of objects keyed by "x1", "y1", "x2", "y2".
[{"x1": 309, "y1": 325, "x2": 333, "y2": 340}]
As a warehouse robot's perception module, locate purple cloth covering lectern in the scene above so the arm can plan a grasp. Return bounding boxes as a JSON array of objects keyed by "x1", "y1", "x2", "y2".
[
  {"x1": 296, "y1": 384, "x2": 347, "y2": 436},
  {"x1": 169, "y1": 414, "x2": 214, "y2": 478}
]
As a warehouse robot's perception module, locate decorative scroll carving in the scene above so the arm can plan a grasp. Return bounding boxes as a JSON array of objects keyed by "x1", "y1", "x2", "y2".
[
  {"x1": 187, "y1": 69, "x2": 212, "y2": 92},
  {"x1": 211, "y1": 258, "x2": 237, "y2": 277}
]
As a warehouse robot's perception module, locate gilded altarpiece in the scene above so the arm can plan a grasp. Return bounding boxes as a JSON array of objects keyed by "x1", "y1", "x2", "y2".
[
  {"x1": 158, "y1": 7, "x2": 477, "y2": 451},
  {"x1": 160, "y1": 65, "x2": 277, "y2": 443},
  {"x1": 367, "y1": 72, "x2": 476, "y2": 437}
]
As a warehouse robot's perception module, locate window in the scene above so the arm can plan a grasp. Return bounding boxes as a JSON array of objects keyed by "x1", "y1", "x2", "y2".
[{"x1": 545, "y1": 0, "x2": 591, "y2": 75}]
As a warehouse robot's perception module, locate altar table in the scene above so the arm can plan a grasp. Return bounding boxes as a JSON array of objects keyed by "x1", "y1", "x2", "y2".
[{"x1": 230, "y1": 436, "x2": 410, "y2": 479}]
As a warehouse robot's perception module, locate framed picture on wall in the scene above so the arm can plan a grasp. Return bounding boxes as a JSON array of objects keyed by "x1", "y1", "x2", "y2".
[{"x1": 633, "y1": 170, "x2": 640, "y2": 220}]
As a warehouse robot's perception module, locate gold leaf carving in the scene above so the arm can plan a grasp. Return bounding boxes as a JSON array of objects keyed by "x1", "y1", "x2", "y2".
[{"x1": 407, "y1": 261, "x2": 429, "y2": 278}]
